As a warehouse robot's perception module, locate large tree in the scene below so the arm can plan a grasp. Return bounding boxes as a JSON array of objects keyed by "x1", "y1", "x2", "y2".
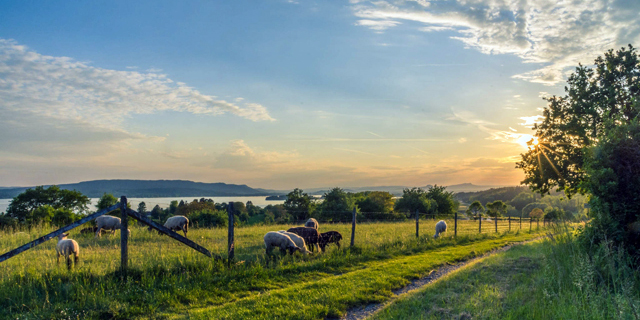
[
  {"x1": 394, "y1": 188, "x2": 434, "y2": 216},
  {"x1": 517, "y1": 45, "x2": 640, "y2": 197},
  {"x1": 466, "y1": 201, "x2": 485, "y2": 218},
  {"x1": 425, "y1": 185, "x2": 458, "y2": 215},
  {"x1": 6, "y1": 186, "x2": 90, "y2": 223},
  {"x1": 283, "y1": 188, "x2": 314, "y2": 221},
  {"x1": 318, "y1": 187, "x2": 354, "y2": 222}
]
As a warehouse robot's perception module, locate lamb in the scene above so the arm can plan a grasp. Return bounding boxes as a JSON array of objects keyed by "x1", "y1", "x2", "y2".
[
  {"x1": 264, "y1": 231, "x2": 301, "y2": 256},
  {"x1": 164, "y1": 215, "x2": 189, "y2": 237},
  {"x1": 95, "y1": 215, "x2": 130, "y2": 238},
  {"x1": 434, "y1": 220, "x2": 447, "y2": 238},
  {"x1": 287, "y1": 227, "x2": 321, "y2": 252},
  {"x1": 319, "y1": 231, "x2": 343, "y2": 251},
  {"x1": 304, "y1": 218, "x2": 319, "y2": 230},
  {"x1": 56, "y1": 233, "x2": 79, "y2": 269},
  {"x1": 278, "y1": 230, "x2": 311, "y2": 255}
]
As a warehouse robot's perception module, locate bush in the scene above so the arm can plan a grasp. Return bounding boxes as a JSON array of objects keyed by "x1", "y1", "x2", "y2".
[{"x1": 190, "y1": 209, "x2": 227, "y2": 228}]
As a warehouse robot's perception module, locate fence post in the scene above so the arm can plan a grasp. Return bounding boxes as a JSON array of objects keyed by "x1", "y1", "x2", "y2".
[
  {"x1": 520, "y1": 215, "x2": 522, "y2": 230},
  {"x1": 350, "y1": 207, "x2": 356, "y2": 247},
  {"x1": 508, "y1": 216, "x2": 511, "y2": 232},
  {"x1": 454, "y1": 209, "x2": 458, "y2": 237},
  {"x1": 529, "y1": 218, "x2": 532, "y2": 232},
  {"x1": 537, "y1": 219, "x2": 539, "y2": 230},
  {"x1": 415, "y1": 210, "x2": 419, "y2": 238},
  {"x1": 495, "y1": 216, "x2": 498, "y2": 233},
  {"x1": 479, "y1": 216, "x2": 482, "y2": 233},
  {"x1": 120, "y1": 196, "x2": 128, "y2": 274},
  {"x1": 227, "y1": 202, "x2": 234, "y2": 263}
]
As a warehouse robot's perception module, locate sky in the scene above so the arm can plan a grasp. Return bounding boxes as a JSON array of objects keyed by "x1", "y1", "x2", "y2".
[{"x1": 0, "y1": 0, "x2": 638, "y2": 190}]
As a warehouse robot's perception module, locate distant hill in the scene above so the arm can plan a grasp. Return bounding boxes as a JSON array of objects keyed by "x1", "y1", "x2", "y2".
[
  {"x1": 454, "y1": 186, "x2": 528, "y2": 204},
  {"x1": 303, "y1": 183, "x2": 496, "y2": 197},
  {"x1": 0, "y1": 180, "x2": 281, "y2": 199}
]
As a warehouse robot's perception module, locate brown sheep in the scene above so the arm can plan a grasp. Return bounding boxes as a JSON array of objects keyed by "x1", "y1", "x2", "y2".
[
  {"x1": 319, "y1": 231, "x2": 343, "y2": 251},
  {"x1": 287, "y1": 227, "x2": 321, "y2": 252}
]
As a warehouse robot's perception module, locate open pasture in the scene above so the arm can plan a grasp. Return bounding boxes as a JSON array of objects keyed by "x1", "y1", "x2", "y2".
[{"x1": 0, "y1": 220, "x2": 550, "y2": 319}]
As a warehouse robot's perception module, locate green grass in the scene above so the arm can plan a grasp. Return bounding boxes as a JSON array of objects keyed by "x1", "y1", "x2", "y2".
[
  {"x1": 0, "y1": 221, "x2": 550, "y2": 320},
  {"x1": 372, "y1": 228, "x2": 640, "y2": 320}
]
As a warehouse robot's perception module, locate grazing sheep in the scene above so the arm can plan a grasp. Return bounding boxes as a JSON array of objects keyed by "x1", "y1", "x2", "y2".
[
  {"x1": 56, "y1": 233, "x2": 79, "y2": 269},
  {"x1": 264, "y1": 232, "x2": 301, "y2": 256},
  {"x1": 278, "y1": 231, "x2": 311, "y2": 255},
  {"x1": 434, "y1": 220, "x2": 447, "y2": 239},
  {"x1": 287, "y1": 227, "x2": 321, "y2": 252},
  {"x1": 164, "y1": 215, "x2": 189, "y2": 237},
  {"x1": 319, "y1": 231, "x2": 343, "y2": 251},
  {"x1": 304, "y1": 218, "x2": 319, "y2": 230},
  {"x1": 95, "y1": 215, "x2": 130, "y2": 238},
  {"x1": 80, "y1": 227, "x2": 98, "y2": 235}
]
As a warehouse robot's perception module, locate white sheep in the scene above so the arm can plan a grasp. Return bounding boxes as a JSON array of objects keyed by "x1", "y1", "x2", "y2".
[
  {"x1": 95, "y1": 215, "x2": 130, "y2": 238},
  {"x1": 164, "y1": 215, "x2": 189, "y2": 237},
  {"x1": 278, "y1": 230, "x2": 311, "y2": 255},
  {"x1": 56, "y1": 233, "x2": 79, "y2": 269},
  {"x1": 264, "y1": 231, "x2": 301, "y2": 256},
  {"x1": 305, "y1": 218, "x2": 319, "y2": 230},
  {"x1": 434, "y1": 220, "x2": 447, "y2": 239}
]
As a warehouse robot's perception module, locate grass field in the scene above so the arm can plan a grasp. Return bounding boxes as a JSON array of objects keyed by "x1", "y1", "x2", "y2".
[{"x1": 0, "y1": 220, "x2": 551, "y2": 319}]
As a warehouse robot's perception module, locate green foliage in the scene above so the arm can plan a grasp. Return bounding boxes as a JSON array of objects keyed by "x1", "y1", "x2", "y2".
[
  {"x1": 522, "y1": 202, "x2": 548, "y2": 217},
  {"x1": 456, "y1": 186, "x2": 529, "y2": 205},
  {"x1": 509, "y1": 191, "x2": 537, "y2": 211},
  {"x1": 318, "y1": 187, "x2": 355, "y2": 221},
  {"x1": 486, "y1": 200, "x2": 507, "y2": 218},
  {"x1": 425, "y1": 185, "x2": 458, "y2": 215},
  {"x1": 394, "y1": 188, "x2": 434, "y2": 216},
  {"x1": 465, "y1": 201, "x2": 485, "y2": 218},
  {"x1": 529, "y1": 208, "x2": 544, "y2": 219},
  {"x1": 169, "y1": 200, "x2": 179, "y2": 214},
  {"x1": 543, "y1": 207, "x2": 566, "y2": 221},
  {"x1": 517, "y1": 45, "x2": 640, "y2": 196},
  {"x1": 283, "y1": 188, "x2": 314, "y2": 221},
  {"x1": 137, "y1": 201, "x2": 147, "y2": 215},
  {"x1": 0, "y1": 213, "x2": 18, "y2": 230},
  {"x1": 190, "y1": 209, "x2": 227, "y2": 227},
  {"x1": 356, "y1": 191, "x2": 399, "y2": 220},
  {"x1": 96, "y1": 193, "x2": 118, "y2": 211},
  {"x1": 175, "y1": 200, "x2": 216, "y2": 217},
  {"x1": 6, "y1": 185, "x2": 90, "y2": 224}
]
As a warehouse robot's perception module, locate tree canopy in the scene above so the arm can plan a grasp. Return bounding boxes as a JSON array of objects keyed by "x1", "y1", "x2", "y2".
[
  {"x1": 6, "y1": 186, "x2": 90, "y2": 224},
  {"x1": 283, "y1": 188, "x2": 314, "y2": 221},
  {"x1": 394, "y1": 188, "x2": 434, "y2": 216},
  {"x1": 466, "y1": 201, "x2": 485, "y2": 218}
]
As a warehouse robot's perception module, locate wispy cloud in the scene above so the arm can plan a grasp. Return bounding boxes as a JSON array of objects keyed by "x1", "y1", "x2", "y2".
[{"x1": 352, "y1": 0, "x2": 640, "y2": 85}]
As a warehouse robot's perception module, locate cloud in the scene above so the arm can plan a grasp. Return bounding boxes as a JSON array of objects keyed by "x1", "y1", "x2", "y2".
[
  {"x1": 0, "y1": 39, "x2": 275, "y2": 128},
  {"x1": 352, "y1": 0, "x2": 640, "y2": 85}
]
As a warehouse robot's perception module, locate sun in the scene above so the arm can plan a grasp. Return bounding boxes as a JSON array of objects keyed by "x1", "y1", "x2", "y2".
[{"x1": 516, "y1": 134, "x2": 538, "y2": 149}]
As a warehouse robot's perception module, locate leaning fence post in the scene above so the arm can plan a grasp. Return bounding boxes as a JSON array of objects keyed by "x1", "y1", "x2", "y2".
[
  {"x1": 454, "y1": 209, "x2": 458, "y2": 237},
  {"x1": 227, "y1": 202, "x2": 235, "y2": 263},
  {"x1": 350, "y1": 208, "x2": 356, "y2": 247},
  {"x1": 120, "y1": 196, "x2": 128, "y2": 274},
  {"x1": 415, "y1": 209, "x2": 419, "y2": 238}
]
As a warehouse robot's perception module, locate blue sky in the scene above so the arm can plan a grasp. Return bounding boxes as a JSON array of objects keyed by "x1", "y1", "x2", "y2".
[{"x1": 1, "y1": 0, "x2": 638, "y2": 189}]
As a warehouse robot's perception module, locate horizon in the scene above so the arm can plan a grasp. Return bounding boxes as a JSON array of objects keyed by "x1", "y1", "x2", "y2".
[{"x1": 1, "y1": 1, "x2": 638, "y2": 189}]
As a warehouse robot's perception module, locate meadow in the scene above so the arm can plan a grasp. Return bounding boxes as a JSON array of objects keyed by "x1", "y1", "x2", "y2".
[{"x1": 0, "y1": 220, "x2": 551, "y2": 319}]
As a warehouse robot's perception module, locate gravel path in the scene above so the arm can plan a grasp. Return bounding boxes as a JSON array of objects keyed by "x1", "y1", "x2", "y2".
[{"x1": 329, "y1": 237, "x2": 544, "y2": 320}]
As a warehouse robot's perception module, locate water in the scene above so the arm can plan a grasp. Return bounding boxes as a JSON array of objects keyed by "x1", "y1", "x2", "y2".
[{"x1": 0, "y1": 196, "x2": 286, "y2": 214}]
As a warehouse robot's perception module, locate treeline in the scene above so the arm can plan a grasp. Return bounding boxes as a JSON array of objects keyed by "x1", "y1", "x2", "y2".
[
  {"x1": 0, "y1": 185, "x2": 461, "y2": 229},
  {"x1": 456, "y1": 186, "x2": 588, "y2": 221}
]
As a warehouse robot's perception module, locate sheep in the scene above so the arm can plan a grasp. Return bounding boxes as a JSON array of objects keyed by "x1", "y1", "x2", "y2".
[
  {"x1": 287, "y1": 227, "x2": 321, "y2": 252},
  {"x1": 304, "y1": 218, "x2": 319, "y2": 230},
  {"x1": 434, "y1": 220, "x2": 447, "y2": 239},
  {"x1": 264, "y1": 231, "x2": 301, "y2": 256},
  {"x1": 278, "y1": 230, "x2": 311, "y2": 255},
  {"x1": 319, "y1": 231, "x2": 343, "y2": 251},
  {"x1": 95, "y1": 215, "x2": 130, "y2": 238},
  {"x1": 56, "y1": 233, "x2": 79, "y2": 269},
  {"x1": 80, "y1": 227, "x2": 98, "y2": 235},
  {"x1": 164, "y1": 215, "x2": 189, "y2": 237}
]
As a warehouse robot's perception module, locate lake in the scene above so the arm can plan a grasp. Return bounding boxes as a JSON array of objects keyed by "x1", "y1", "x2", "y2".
[{"x1": 0, "y1": 196, "x2": 286, "y2": 214}]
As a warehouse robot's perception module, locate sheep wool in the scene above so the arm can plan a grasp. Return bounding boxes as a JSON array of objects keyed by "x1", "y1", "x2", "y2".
[
  {"x1": 264, "y1": 232, "x2": 300, "y2": 255},
  {"x1": 277, "y1": 231, "x2": 310, "y2": 255},
  {"x1": 95, "y1": 215, "x2": 130, "y2": 238},
  {"x1": 304, "y1": 218, "x2": 319, "y2": 230},
  {"x1": 434, "y1": 220, "x2": 447, "y2": 239},
  {"x1": 164, "y1": 215, "x2": 189, "y2": 237},
  {"x1": 56, "y1": 233, "x2": 79, "y2": 269}
]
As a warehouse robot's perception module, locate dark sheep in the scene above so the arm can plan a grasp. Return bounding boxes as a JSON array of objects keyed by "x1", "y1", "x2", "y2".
[
  {"x1": 319, "y1": 231, "x2": 343, "y2": 251},
  {"x1": 80, "y1": 227, "x2": 98, "y2": 235},
  {"x1": 287, "y1": 227, "x2": 321, "y2": 252}
]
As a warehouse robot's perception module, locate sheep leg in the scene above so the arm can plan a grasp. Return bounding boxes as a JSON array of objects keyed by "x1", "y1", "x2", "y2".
[
  {"x1": 66, "y1": 256, "x2": 72, "y2": 270},
  {"x1": 56, "y1": 251, "x2": 60, "y2": 264},
  {"x1": 336, "y1": 241, "x2": 340, "y2": 249},
  {"x1": 74, "y1": 252, "x2": 79, "y2": 265},
  {"x1": 95, "y1": 228, "x2": 101, "y2": 238}
]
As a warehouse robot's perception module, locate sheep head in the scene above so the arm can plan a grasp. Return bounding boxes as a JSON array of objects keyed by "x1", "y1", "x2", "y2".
[{"x1": 58, "y1": 233, "x2": 69, "y2": 240}]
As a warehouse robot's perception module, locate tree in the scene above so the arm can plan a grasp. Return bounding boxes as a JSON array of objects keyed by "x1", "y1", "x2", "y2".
[
  {"x1": 522, "y1": 202, "x2": 549, "y2": 218},
  {"x1": 318, "y1": 188, "x2": 354, "y2": 221},
  {"x1": 169, "y1": 200, "x2": 179, "y2": 214},
  {"x1": 486, "y1": 201, "x2": 507, "y2": 218},
  {"x1": 529, "y1": 208, "x2": 544, "y2": 220},
  {"x1": 394, "y1": 188, "x2": 434, "y2": 217},
  {"x1": 6, "y1": 186, "x2": 90, "y2": 223},
  {"x1": 425, "y1": 185, "x2": 458, "y2": 215},
  {"x1": 283, "y1": 188, "x2": 314, "y2": 221},
  {"x1": 356, "y1": 191, "x2": 394, "y2": 214},
  {"x1": 509, "y1": 192, "x2": 536, "y2": 211},
  {"x1": 96, "y1": 193, "x2": 119, "y2": 212},
  {"x1": 466, "y1": 201, "x2": 485, "y2": 218},
  {"x1": 517, "y1": 45, "x2": 640, "y2": 197},
  {"x1": 137, "y1": 202, "x2": 147, "y2": 215}
]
